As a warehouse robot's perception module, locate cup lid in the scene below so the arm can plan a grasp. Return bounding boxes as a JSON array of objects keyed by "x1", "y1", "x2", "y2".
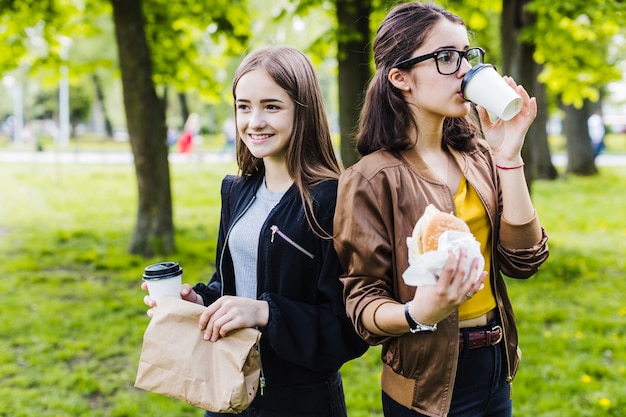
[
  {"x1": 142, "y1": 261, "x2": 183, "y2": 280},
  {"x1": 461, "y1": 63, "x2": 494, "y2": 99}
]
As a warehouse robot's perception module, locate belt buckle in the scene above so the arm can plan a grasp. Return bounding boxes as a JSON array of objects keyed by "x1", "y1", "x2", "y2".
[{"x1": 492, "y1": 325, "x2": 503, "y2": 345}]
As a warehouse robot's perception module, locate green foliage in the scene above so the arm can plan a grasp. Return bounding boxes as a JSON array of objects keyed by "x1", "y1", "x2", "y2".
[
  {"x1": 2, "y1": 0, "x2": 625, "y2": 138},
  {"x1": 446, "y1": 0, "x2": 503, "y2": 67},
  {"x1": 0, "y1": 0, "x2": 253, "y2": 112},
  {"x1": 527, "y1": 0, "x2": 626, "y2": 107},
  {"x1": 1, "y1": 160, "x2": 625, "y2": 415},
  {"x1": 142, "y1": 0, "x2": 251, "y2": 101}
]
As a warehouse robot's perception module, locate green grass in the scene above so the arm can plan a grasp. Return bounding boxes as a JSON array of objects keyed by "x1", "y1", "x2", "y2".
[
  {"x1": 1, "y1": 160, "x2": 625, "y2": 416},
  {"x1": 508, "y1": 170, "x2": 626, "y2": 416},
  {"x1": 548, "y1": 133, "x2": 626, "y2": 154},
  {"x1": 0, "y1": 132, "x2": 232, "y2": 153}
]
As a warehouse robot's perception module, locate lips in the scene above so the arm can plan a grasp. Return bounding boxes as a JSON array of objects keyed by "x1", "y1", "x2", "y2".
[{"x1": 248, "y1": 133, "x2": 274, "y2": 143}]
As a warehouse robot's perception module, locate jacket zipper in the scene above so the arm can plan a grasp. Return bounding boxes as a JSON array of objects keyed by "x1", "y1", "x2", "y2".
[
  {"x1": 503, "y1": 313, "x2": 513, "y2": 400},
  {"x1": 218, "y1": 196, "x2": 256, "y2": 297},
  {"x1": 485, "y1": 168, "x2": 515, "y2": 399},
  {"x1": 444, "y1": 159, "x2": 513, "y2": 408},
  {"x1": 465, "y1": 172, "x2": 514, "y2": 398},
  {"x1": 494, "y1": 259, "x2": 513, "y2": 400},
  {"x1": 259, "y1": 364, "x2": 266, "y2": 395},
  {"x1": 220, "y1": 195, "x2": 266, "y2": 394},
  {"x1": 265, "y1": 225, "x2": 313, "y2": 395},
  {"x1": 270, "y1": 225, "x2": 315, "y2": 259}
]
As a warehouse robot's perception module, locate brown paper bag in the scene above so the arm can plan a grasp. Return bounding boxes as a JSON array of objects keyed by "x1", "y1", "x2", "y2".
[{"x1": 134, "y1": 296, "x2": 261, "y2": 413}]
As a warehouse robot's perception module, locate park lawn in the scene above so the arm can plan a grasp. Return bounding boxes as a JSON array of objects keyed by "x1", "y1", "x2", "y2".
[{"x1": 0, "y1": 160, "x2": 625, "y2": 417}]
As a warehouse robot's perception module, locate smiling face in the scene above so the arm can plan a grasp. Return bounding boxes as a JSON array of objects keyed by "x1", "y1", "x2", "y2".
[
  {"x1": 405, "y1": 18, "x2": 473, "y2": 119},
  {"x1": 234, "y1": 69, "x2": 295, "y2": 165}
]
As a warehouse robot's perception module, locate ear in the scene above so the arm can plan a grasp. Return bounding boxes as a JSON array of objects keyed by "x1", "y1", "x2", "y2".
[{"x1": 388, "y1": 68, "x2": 411, "y2": 92}]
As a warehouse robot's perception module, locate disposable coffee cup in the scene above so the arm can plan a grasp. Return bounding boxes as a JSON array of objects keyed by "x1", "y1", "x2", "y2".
[
  {"x1": 142, "y1": 261, "x2": 183, "y2": 305},
  {"x1": 461, "y1": 64, "x2": 523, "y2": 121}
]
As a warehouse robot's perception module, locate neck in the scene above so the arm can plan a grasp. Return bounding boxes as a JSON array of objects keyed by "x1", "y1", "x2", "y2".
[
  {"x1": 263, "y1": 158, "x2": 293, "y2": 192},
  {"x1": 412, "y1": 112, "x2": 445, "y2": 152}
]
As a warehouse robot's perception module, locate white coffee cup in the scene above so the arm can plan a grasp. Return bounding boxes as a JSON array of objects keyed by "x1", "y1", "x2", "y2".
[
  {"x1": 142, "y1": 261, "x2": 183, "y2": 305},
  {"x1": 461, "y1": 64, "x2": 523, "y2": 121}
]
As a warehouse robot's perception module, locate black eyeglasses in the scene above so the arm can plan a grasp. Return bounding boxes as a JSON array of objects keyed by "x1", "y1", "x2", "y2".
[{"x1": 394, "y1": 47, "x2": 485, "y2": 75}]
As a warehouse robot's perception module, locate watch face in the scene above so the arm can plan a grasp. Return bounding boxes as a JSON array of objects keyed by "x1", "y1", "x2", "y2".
[{"x1": 414, "y1": 323, "x2": 437, "y2": 333}]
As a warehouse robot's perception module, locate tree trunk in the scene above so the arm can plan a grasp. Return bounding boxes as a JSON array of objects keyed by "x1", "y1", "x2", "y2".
[
  {"x1": 92, "y1": 73, "x2": 114, "y2": 138},
  {"x1": 110, "y1": 0, "x2": 175, "y2": 257},
  {"x1": 531, "y1": 62, "x2": 558, "y2": 180},
  {"x1": 178, "y1": 92, "x2": 189, "y2": 127},
  {"x1": 336, "y1": 0, "x2": 372, "y2": 168},
  {"x1": 501, "y1": 0, "x2": 556, "y2": 190},
  {"x1": 562, "y1": 99, "x2": 598, "y2": 175},
  {"x1": 500, "y1": 0, "x2": 520, "y2": 77}
]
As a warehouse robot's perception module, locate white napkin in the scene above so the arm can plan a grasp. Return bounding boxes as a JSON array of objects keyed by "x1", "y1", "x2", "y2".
[{"x1": 402, "y1": 230, "x2": 485, "y2": 286}]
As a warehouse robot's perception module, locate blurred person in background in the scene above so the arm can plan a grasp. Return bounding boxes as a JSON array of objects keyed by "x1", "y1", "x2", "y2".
[{"x1": 587, "y1": 110, "x2": 606, "y2": 159}]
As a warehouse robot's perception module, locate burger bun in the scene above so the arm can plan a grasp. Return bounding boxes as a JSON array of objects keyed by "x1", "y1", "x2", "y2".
[{"x1": 412, "y1": 204, "x2": 470, "y2": 257}]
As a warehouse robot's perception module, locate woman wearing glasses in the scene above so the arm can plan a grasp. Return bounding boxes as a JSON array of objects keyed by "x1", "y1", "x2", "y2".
[{"x1": 333, "y1": 2, "x2": 549, "y2": 417}]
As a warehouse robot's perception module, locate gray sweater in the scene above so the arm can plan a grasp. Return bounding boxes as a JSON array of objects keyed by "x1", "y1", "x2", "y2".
[{"x1": 228, "y1": 179, "x2": 286, "y2": 299}]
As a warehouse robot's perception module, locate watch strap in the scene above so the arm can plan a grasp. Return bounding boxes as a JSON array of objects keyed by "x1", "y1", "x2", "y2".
[{"x1": 405, "y1": 301, "x2": 437, "y2": 333}]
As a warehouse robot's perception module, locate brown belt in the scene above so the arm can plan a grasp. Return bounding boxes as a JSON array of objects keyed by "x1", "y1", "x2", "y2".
[{"x1": 459, "y1": 325, "x2": 502, "y2": 351}]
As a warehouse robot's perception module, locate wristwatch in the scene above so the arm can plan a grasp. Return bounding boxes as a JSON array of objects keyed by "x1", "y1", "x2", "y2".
[{"x1": 405, "y1": 301, "x2": 438, "y2": 333}]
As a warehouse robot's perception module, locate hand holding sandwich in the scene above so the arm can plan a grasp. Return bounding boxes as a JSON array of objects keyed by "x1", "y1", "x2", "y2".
[{"x1": 403, "y1": 205, "x2": 487, "y2": 326}]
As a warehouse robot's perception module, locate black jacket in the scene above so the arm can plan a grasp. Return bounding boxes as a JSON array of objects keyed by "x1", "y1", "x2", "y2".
[{"x1": 193, "y1": 171, "x2": 367, "y2": 387}]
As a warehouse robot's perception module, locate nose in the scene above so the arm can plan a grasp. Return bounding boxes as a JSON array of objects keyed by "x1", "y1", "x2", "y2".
[
  {"x1": 457, "y1": 57, "x2": 473, "y2": 78},
  {"x1": 249, "y1": 109, "x2": 267, "y2": 129}
]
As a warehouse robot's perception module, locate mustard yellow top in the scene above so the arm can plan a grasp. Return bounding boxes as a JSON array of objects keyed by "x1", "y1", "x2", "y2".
[{"x1": 454, "y1": 176, "x2": 496, "y2": 320}]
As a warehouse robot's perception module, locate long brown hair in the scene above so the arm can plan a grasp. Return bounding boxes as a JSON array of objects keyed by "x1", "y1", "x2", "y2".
[
  {"x1": 357, "y1": 2, "x2": 481, "y2": 156},
  {"x1": 232, "y1": 46, "x2": 342, "y2": 235}
]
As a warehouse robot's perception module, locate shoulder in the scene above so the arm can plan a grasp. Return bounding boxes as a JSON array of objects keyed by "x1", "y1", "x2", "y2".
[
  {"x1": 343, "y1": 150, "x2": 405, "y2": 182},
  {"x1": 221, "y1": 172, "x2": 262, "y2": 193},
  {"x1": 220, "y1": 175, "x2": 238, "y2": 197},
  {"x1": 220, "y1": 174, "x2": 239, "y2": 188},
  {"x1": 309, "y1": 179, "x2": 339, "y2": 206},
  {"x1": 311, "y1": 178, "x2": 338, "y2": 192}
]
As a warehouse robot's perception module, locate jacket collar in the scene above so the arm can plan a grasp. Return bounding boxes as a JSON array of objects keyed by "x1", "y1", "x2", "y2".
[{"x1": 399, "y1": 146, "x2": 466, "y2": 182}]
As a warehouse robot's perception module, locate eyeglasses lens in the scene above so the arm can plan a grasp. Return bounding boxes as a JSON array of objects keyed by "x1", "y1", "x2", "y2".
[
  {"x1": 436, "y1": 49, "x2": 483, "y2": 75},
  {"x1": 467, "y1": 49, "x2": 483, "y2": 66},
  {"x1": 435, "y1": 51, "x2": 458, "y2": 75}
]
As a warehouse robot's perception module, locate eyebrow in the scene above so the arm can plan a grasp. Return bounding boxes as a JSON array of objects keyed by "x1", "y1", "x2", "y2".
[
  {"x1": 430, "y1": 44, "x2": 470, "y2": 51},
  {"x1": 236, "y1": 98, "x2": 285, "y2": 104}
]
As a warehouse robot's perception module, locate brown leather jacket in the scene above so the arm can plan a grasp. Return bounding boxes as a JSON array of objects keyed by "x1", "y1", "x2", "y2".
[{"x1": 333, "y1": 143, "x2": 549, "y2": 417}]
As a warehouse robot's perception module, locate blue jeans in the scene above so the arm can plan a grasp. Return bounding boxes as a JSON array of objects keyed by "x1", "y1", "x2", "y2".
[
  {"x1": 204, "y1": 371, "x2": 347, "y2": 417},
  {"x1": 382, "y1": 331, "x2": 512, "y2": 417}
]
